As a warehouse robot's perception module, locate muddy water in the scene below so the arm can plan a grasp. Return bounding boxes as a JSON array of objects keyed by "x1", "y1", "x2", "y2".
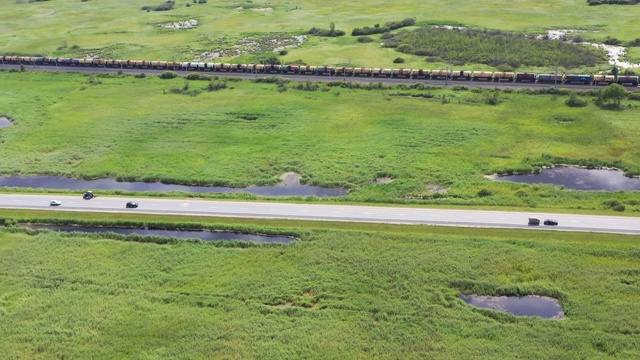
[
  {"x1": 0, "y1": 174, "x2": 347, "y2": 197},
  {"x1": 491, "y1": 167, "x2": 640, "y2": 191},
  {"x1": 25, "y1": 225, "x2": 295, "y2": 243},
  {"x1": 461, "y1": 294, "x2": 564, "y2": 319},
  {"x1": 0, "y1": 117, "x2": 12, "y2": 127}
]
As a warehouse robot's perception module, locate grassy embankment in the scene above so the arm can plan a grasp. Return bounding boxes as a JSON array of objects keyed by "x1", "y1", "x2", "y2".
[
  {"x1": 0, "y1": 209, "x2": 639, "y2": 359},
  {"x1": 0, "y1": 0, "x2": 638, "y2": 71},
  {"x1": 1, "y1": 70, "x2": 640, "y2": 212}
]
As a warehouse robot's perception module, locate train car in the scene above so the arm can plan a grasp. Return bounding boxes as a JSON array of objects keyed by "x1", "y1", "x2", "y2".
[
  {"x1": 392, "y1": 68, "x2": 411, "y2": 78},
  {"x1": 166, "y1": 61, "x2": 181, "y2": 69},
  {"x1": 593, "y1": 74, "x2": 615, "y2": 85},
  {"x1": 137, "y1": 60, "x2": 153, "y2": 69},
  {"x1": 151, "y1": 61, "x2": 167, "y2": 69},
  {"x1": 335, "y1": 67, "x2": 354, "y2": 76},
  {"x1": 353, "y1": 67, "x2": 372, "y2": 76},
  {"x1": 263, "y1": 64, "x2": 280, "y2": 73},
  {"x1": 494, "y1": 72, "x2": 514, "y2": 82},
  {"x1": 282, "y1": 65, "x2": 300, "y2": 74},
  {"x1": 410, "y1": 69, "x2": 430, "y2": 79},
  {"x1": 122, "y1": 60, "x2": 137, "y2": 68},
  {"x1": 565, "y1": 74, "x2": 591, "y2": 85},
  {"x1": 515, "y1": 72, "x2": 536, "y2": 82},
  {"x1": 78, "y1": 58, "x2": 93, "y2": 66},
  {"x1": 238, "y1": 64, "x2": 249, "y2": 72},
  {"x1": 299, "y1": 65, "x2": 316, "y2": 75},
  {"x1": 451, "y1": 70, "x2": 471, "y2": 80},
  {"x1": 105, "y1": 59, "x2": 122, "y2": 68},
  {"x1": 228, "y1": 64, "x2": 243, "y2": 72},
  {"x1": 92, "y1": 59, "x2": 105, "y2": 67},
  {"x1": 537, "y1": 74, "x2": 563, "y2": 83},
  {"x1": 472, "y1": 71, "x2": 493, "y2": 81},
  {"x1": 616, "y1": 75, "x2": 639, "y2": 87},
  {"x1": 316, "y1": 66, "x2": 334, "y2": 75},
  {"x1": 431, "y1": 70, "x2": 451, "y2": 80}
]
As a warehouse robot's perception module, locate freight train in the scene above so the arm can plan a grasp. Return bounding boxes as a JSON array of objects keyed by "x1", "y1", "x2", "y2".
[{"x1": 2, "y1": 55, "x2": 638, "y2": 87}]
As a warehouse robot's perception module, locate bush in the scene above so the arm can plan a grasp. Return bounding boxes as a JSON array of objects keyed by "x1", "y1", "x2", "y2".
[
  {"x1": 477, "y1": 189, "x2": 493, "y2": 197},
  {"x1": 393, "y1": 57, "x2": 405, "y2": 64},
  {"x1": 141, "y1": 1, "x2": 175, "y2": 11},
  {"x1": 185, "y1": 72, "x2": 210, "y2": 81},
  {"x1": 160, "y1": 71, "x2": 178, "y2": 79},
  {"x1": 628, "y1": 38, "x2": 640, "y2": 47},
  {"x1": 207, "y1": 81, "x2": 227, "y2": 91},
  {"x1": 135, "y1": 73, "x2": 146, "y2": 78},
  {"x1": 628, "y1": 91, "x2": 640, "y2": 101},
  {"x1": 279, "y1": 50, "x2": 288, "y2": 56},
  {"x1": 357, "y1": 36, "x2": 374, "y2": 43},
  {"x1": 352, "y1": 18, "x2": 415, "y2": 36},
  {"x1": 565, "y1": 92, "x2": 588, "y2": 107},
  {"x1": 603, "y1": 36, "x2": 621, "y2": 45},
  {"x1": 308, "y1": 23, "x2": 345, "y2": 37}
]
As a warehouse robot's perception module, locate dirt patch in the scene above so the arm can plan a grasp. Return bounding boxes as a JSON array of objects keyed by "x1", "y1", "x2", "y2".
[
  {"x1": 279, "y1": 172, "x2": 302, "y2": 186},
  {"x1": 375, "y1": 177, "x2": 393, "y2": 184},
  {"x1": 196, "y1": 34, "x2": 306, "y2": 60},
  {"x1": 252, "y1": 7, "x2": 273, "y2": 12},
  {"x1": 158, "y1": 19, "x2": 198, "y2": 29},
  {"x1": 273, "y1": 302, "x2": 294, "y2": 308},
  {"x1": 426, "y1": 183, "x2": 447, "y2": 193}
]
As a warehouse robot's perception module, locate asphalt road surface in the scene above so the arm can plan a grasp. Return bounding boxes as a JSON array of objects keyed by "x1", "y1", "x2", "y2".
[
  {"x1": 1, "y1": 63, "x2": 629, "y2": 91},
  {"x1": 1, "y1": 194, "x2": 639, "y2": 235}
]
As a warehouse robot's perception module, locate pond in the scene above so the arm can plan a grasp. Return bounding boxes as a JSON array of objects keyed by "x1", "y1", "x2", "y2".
[
  {"x1": 461, "y1": 294, "x2": 565, "y2": 319},
  {"x1": 0, "y1": 174, "x2": 347, "y2": 197},
  {"x1": 491, "y1": 167, "x2": 640, "y2": 191},
  {"x1": 24, "y1": 225, "x2": 295, "y2": 243},
  {"x1": 0, "y1": 117, "x2": 13, "y2": 127}
]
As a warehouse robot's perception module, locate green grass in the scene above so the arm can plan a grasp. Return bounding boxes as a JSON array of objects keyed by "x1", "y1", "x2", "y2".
[
  {"x1": 1, "y1": 212, "x2": 639, "y2": 359},
  {"x1": 0, "y1": 0, "x2": 639, "y2": 70},
  {"x1": 2, "y1": 70, "x2": 640, "y2": 212}
]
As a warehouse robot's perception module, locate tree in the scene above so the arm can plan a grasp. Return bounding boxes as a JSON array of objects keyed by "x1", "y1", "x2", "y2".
[
  {"x1": 601, "y1": 83, "x2": 627, "y2": 108},
  {"x1": 611, "y1": 66, "x2": 619, "y2": 77}
]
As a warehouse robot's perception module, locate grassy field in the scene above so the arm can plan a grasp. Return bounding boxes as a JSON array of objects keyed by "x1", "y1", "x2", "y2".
[
  {"x1": 0, "y1": 0, "x2": 639, "y2": 71},
  {"x1": 1, "y1": 210, "x2": 639, "y2": 359},
  {"x1": 2, "y1": 70, "x2": 640, "y2": 212}
]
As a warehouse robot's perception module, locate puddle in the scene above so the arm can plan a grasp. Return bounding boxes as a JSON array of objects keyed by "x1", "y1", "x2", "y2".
[
  {"x1": 490, "y1": 167, "x2": 640, "y2": 191},
  {"x1": 0, "y1": 117, "x2": 13, "y2": 127},
  {"x1": 461, "y1": 294, "x2": 564, "y2": 319},
  {"x1": 24, "y1": 225, "x2": 295, "y2": 243},
  {"x1": 0, "y1": 175, "x2": 347, "y2": 197}
]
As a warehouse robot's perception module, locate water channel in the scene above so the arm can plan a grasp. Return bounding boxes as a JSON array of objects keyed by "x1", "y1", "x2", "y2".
[
  {"x1": 461, "y1": 294, "x2": 565, "y2": 319},
  {"x1": 25, "y1": 225, "x2": 295, "y2": 243},
  {"x1": 491, "y1": 167, "x2": 640, "y2": 191},
  {"x1": 0, "y1": 175, "x2": 347, "y2": 197}
]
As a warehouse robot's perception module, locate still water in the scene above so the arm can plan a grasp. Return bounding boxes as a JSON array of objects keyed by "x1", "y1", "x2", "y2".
[
  {"x1": 493, "y1": 167, "x2": 640, "y2": 191},
  {"x1": 461, "y1": 294, "x2": 564, "y2": 319},
  {"x1": 25, "y1": 225, "x2": 295, "y2": 243},
  {"x1": 0, "y1": 175, "x2": 347, "y2": 197}
]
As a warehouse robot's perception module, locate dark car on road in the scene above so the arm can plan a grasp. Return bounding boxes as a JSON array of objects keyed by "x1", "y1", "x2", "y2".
[
  {"x1": 126, "y1": 202, "x2": 138, "y2": 208},
  {"x1": 544, "y1": 219, "x2": 558, "y2": 226}
]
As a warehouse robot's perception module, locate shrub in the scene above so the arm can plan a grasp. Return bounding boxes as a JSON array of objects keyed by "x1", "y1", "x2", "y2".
[
  {"x1": 357, "y1": 36, "x2": 374, "y2": 43},
  {"x1": 308, "y1": 22, "x2": 345, "y2": 37},
  {"x1": 628, "y1": 91, "x2": 640, "y2": 101},
  {"x1": 135, "y1": 73, "x2": 146, "y2": 78},
  {"x1": 393, "y1": 57, "x2": 405, "y2": 64},
  {"x1": 160, "y1": 71, "x2": 178, "y2": 79},
  {"x1": 565, "y1": 92, "x2": 588, "y2": 107},
  {"x1": 207, "y1": 81, "x2": 227, "y2": 91},
  {"x1": 186, "y1": 72, "x2": 210, "y2": 81},
  {"x1": 141, "y1": 1, "x2": 175, "y2": 11},
  {"x1": 477, "y1": 189, "x2": 493, "y2": 197},
  {"x1": 603, "y1": 36, "x2": 621, "y2": 45},
  {"x1": 352, "y1": 18, "x2": 415, "y2": 36},
  {"x1": 628, "y1": 38, "x2": 640, "y2": 47},
  {"x1": 279, "y1": 50, "x2": 288, "y2": 56}
]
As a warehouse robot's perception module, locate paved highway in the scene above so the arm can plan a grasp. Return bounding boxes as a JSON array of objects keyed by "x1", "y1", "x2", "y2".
[
  {"x1": 1, "y1": 194, "x2": 639, "y2": 235},
  {"x1": 0, "y1": 63, "x2": 622, "y2": 91}
]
